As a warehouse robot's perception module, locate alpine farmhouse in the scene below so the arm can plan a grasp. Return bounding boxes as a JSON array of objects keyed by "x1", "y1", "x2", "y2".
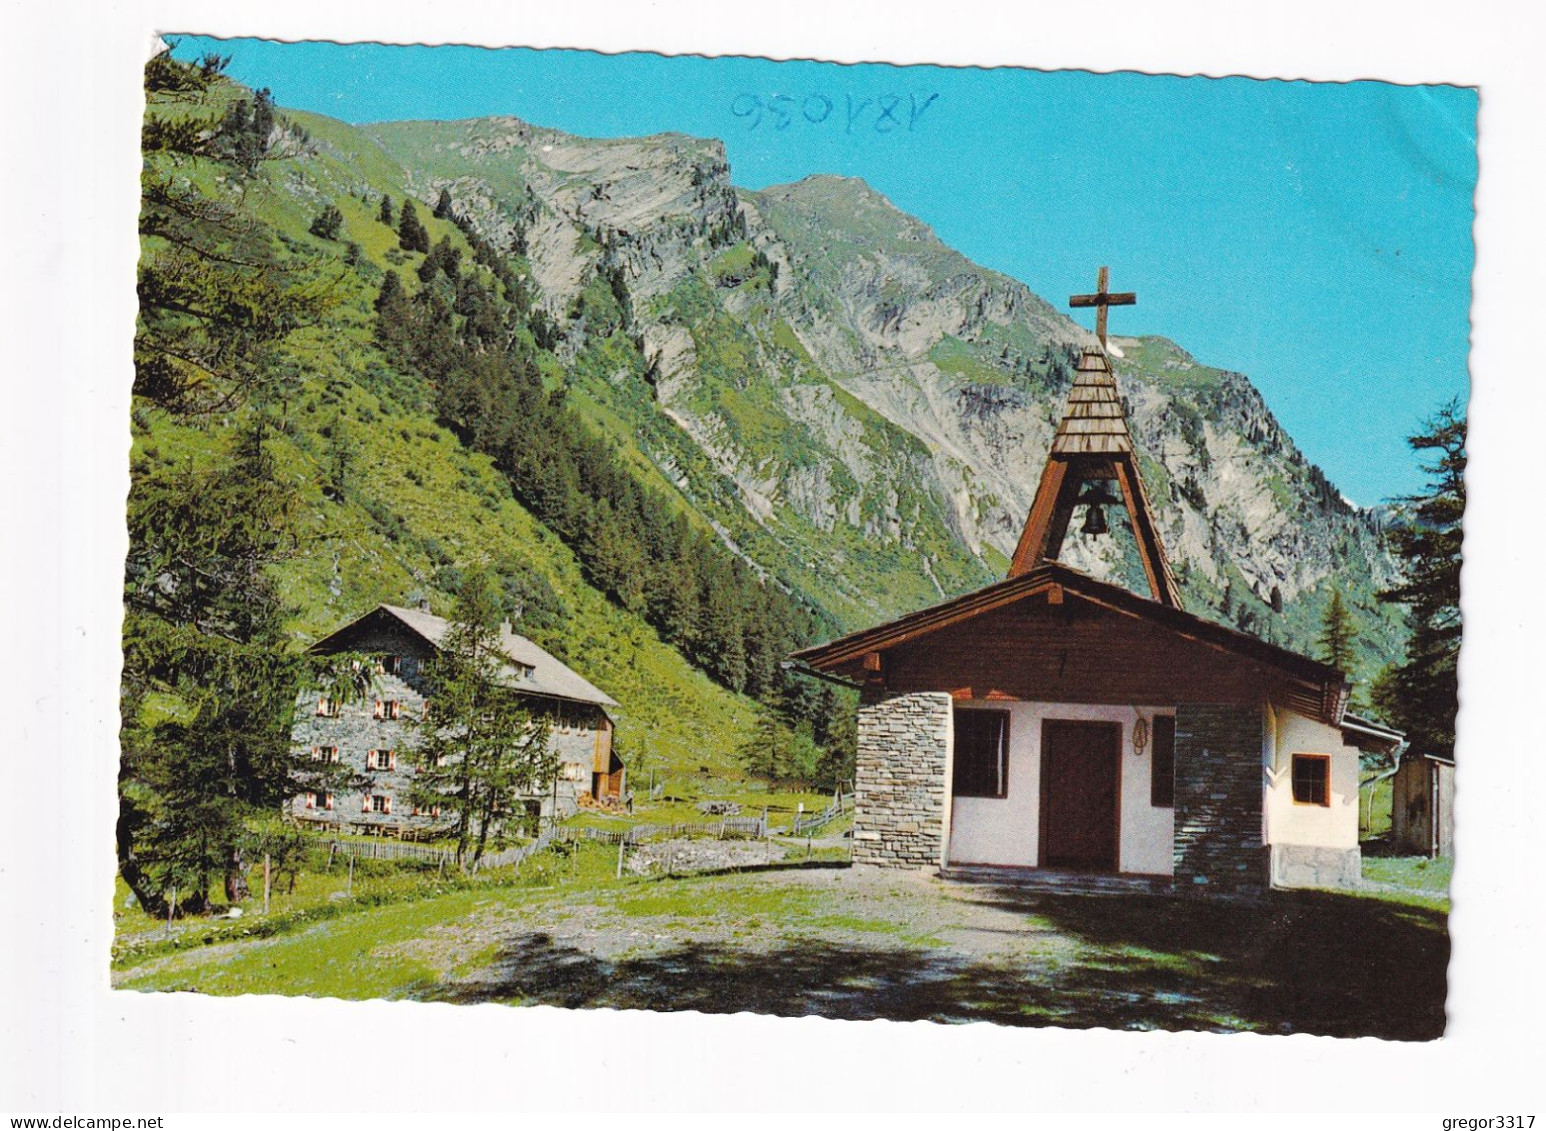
[
  {"x1": 290, "y1": 604, "x2": 623, "y2": 836},
  {"x1": 794, "y1": 275, "x2": 1402, "y2": 894}
]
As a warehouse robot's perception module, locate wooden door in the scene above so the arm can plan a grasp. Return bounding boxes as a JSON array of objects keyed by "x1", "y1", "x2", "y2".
[{"x1": 1039, "y1": 719, "x2": 1121, "y2": 871}]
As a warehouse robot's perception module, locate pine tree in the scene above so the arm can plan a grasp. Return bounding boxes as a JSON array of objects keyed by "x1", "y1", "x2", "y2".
[
  {"x1": 434, "y1": 186, "x2": 454, "y2": 220},
  {"x1": 378, "y1": 194, "x2": 394, "y2": 226},
  {"x1": 397, "y1": 199, "x2": 430, "y2": 253},
  {"x1": 309, "y1": 204, "x2": 344, "y2": 240},
  {"x1": 407, "y1": 571, "x2": 556, "y2": 866},
  {"x1": 1378, "y1": 400, "x2": 1465, "y2": 760},
  {"x1": 1316, "y1": 589, "x2": 1357, "y2": 673}
]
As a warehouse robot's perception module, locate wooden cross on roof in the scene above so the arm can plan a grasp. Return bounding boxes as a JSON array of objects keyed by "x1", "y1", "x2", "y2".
[
  {"x1": 1006, "y1": 266, "x2": 1181, "y2": 608},
  {"x1": 1069, "y1": 266, "x2": 1136, "y2": 351}
]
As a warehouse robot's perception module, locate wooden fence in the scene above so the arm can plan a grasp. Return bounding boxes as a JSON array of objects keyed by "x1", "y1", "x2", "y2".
[
  {"x1": 330, "y1": 813, "x2": 773, "y2": 876},
  {"x1": 327, "y1": 839, "x2": 455, "y2": 866},
  {"x1": 470, "y1": 828, "x2": 560, "y2": 872},
  {"x1": 790, "y1": 794, "x2": 852, "y2": 837}
]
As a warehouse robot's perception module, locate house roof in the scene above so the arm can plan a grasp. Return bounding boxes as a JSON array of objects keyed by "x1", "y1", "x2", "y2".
[
  {"x1": 793, "y1": 560, "x2": 1353, "y2": 723},
  {"x1": 1339, "y1": 711, "x2": 1406, "y2": 755},
  {"x1": 313, "y1": 604, "x2": 619, "y2": 710}
]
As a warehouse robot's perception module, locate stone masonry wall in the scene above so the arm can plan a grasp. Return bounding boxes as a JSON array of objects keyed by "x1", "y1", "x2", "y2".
[
  {"x1": 1173, "y1": 704, "x2": 1269, "y2": 895},
  {"x1": 291, "y1": 632, "x2": 602, "y2": 833},
  {"x1": 852, "y1": 690, "x2": 952, "y2": 869}
]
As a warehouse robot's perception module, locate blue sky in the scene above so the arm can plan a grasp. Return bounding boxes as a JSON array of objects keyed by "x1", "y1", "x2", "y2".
[{"x1": 170, "y1": 36, "x2": 1476, "y2": 506}]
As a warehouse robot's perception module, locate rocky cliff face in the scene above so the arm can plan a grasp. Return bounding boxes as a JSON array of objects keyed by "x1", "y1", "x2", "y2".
[{"x1": 363, "y1": 116, "x2": 1404, "y2": 665}]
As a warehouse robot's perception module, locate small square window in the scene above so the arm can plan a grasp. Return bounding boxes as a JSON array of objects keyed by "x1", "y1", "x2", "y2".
[
  {"x1": 374, "y1": 700, "x2": 401, "y2": 721},
  {"x1": 366, "y1": 793, "x2": 391, "y2": 814},
  {"x1": 316, "y1": 697, "x2": 340, "y2": 718},
  {"x1": 379, "y1": 655, "x2": 402, "y2": 675},
  {"x1": 1291, "y1": 754, "x2": 1331, "y2": 806}
]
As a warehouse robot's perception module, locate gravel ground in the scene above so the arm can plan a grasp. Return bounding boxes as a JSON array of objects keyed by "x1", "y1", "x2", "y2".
[{"x1": 113, "y1": 864, "x2": 1449, "y2": 1038}]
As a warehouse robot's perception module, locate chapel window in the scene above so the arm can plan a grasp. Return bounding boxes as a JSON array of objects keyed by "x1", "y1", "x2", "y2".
[
  {"x1": 1291, "y1": 754, "x2": 1331, "y2": 807},
  {"x1": 952, "y1": 708, "x2": 1010, "y2": 799}
]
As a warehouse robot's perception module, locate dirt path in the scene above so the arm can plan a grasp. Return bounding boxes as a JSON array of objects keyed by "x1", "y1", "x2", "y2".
[{"x1": 114, "y1": 864, "x2": 1449, "y2": 1039}]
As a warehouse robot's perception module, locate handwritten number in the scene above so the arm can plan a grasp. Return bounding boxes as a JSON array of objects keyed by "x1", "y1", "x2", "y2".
[
  {"x1": 909, "y1": 92, "x2": 939, "y2": 130},
  {"x1": 803, "y1": 94, "x2": 833, "y2": 124},
  {"x1": 768, "y1": 93, "x2": 795, "y2": 131},
  {"x1": 731, "y1": 93, "x2": 763, "y2": 130},
  {"x1": 875, "y1": 95, "x2": 903, "y2": 133},
  {"x1": 734, "y1": 91, "x2": 937, "y2": 135},
  {"x1": 845, "y1": 95, "x2": 872, "y2": 134}
]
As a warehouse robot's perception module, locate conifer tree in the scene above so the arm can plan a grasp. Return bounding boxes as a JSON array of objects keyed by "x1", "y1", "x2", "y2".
[
  {"x1": 397, "y1": 199, "x2": 430, "y2": 253},
  {"x1": 122, "y1": 50, "x2": 352, "y2": 917},
  {"x1": 407, "y1": 571, "x2": 556, "y2": 867},
  {"x1": 309, "y1": 204, "x2": 343, "y2": 240},
  {"x1": 1378, "y1": 400, "x2": 1465, "y2": 760},
  {"x1": 434, "y1": 186, "x2": 454, "y2": 220},
  {"x1": 378, "y1": 194, "x2": 394, "y2": 226},
  {"x1": 1317, "y1": 589, "x2": 1357, "y2": 673}
]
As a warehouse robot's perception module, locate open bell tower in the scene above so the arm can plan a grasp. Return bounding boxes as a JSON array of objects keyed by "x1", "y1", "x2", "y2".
[{"x1": 1005, "y1": 267, "x2": 1183, "y2": 609}]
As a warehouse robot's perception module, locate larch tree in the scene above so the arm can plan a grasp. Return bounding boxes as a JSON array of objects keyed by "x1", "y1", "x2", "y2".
[
  {"x1": 122, "y1": 49, "x2": 353, "y2": 916},
  {"x1": 407, "y1": 571, "x2": 556, "y2": 867}
]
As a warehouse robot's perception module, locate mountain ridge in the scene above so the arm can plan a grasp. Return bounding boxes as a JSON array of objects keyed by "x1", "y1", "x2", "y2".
[{"x1": 266, "y1": 99, "x2": 1408, "y2": 683}]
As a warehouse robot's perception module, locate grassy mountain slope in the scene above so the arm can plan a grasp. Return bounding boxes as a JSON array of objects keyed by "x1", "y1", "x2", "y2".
[
  {"x1": 133, "y1": 85, "x2": 762, "y2": 783},
  {"x1": 321, "y1": 104, "x2": 1410, "y2": 691},
  {"x1": 146, "y1": 68, "x2": 1411, "y2": 737}
]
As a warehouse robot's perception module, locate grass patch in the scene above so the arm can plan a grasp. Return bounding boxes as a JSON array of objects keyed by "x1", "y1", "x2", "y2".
[{"x1": 115, "y1": 862, "x2": 1447, "y2": 1039}]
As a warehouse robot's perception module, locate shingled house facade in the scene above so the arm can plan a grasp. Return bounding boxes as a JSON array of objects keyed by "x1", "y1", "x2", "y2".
[
  {"x1": 291, "y1": 604, "x2": 622, "y2": 836},
  {"x1": 794, "y1": 328, "x2": 1402, "y2": 895}
]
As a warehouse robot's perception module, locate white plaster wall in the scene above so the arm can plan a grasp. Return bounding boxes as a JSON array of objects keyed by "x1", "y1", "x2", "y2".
[
  {"x1": 1265, "y1": 708, "x2": 1360, "y2": 849},
  {"x1": 945, "y1": 701, "x2": 1175, "y2": 875}
]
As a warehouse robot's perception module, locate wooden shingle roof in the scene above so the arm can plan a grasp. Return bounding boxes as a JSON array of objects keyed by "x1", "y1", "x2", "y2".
[{"x1": 1049, "y1": 348, "x2": 1133, "y2": 456}]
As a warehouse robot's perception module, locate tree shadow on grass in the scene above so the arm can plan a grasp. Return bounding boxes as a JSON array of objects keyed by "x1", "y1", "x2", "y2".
[
  {"x1": 426, "y1": 931, "x2": 1227, "y2": 1031},
  {"x1": 960, "y1": 885, "x2": 1449, "y2": 1041},
  {"x1": 422, "y1": 885, "x2": 1446, "y2": 1039}
]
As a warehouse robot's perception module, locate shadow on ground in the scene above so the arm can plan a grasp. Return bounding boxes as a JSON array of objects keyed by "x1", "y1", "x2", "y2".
[
  {"x1": 973, "y1": 885, "x2": 1448, "y2": 1040},
  {"x1": 424, "y1": 884, "x2": 1447, "y2": 1039}
]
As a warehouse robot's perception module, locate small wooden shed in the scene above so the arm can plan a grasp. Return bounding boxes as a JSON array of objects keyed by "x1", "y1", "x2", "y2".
[{"x1": 1391, "y1": 753, "x2": 1455, "y2": 858}]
